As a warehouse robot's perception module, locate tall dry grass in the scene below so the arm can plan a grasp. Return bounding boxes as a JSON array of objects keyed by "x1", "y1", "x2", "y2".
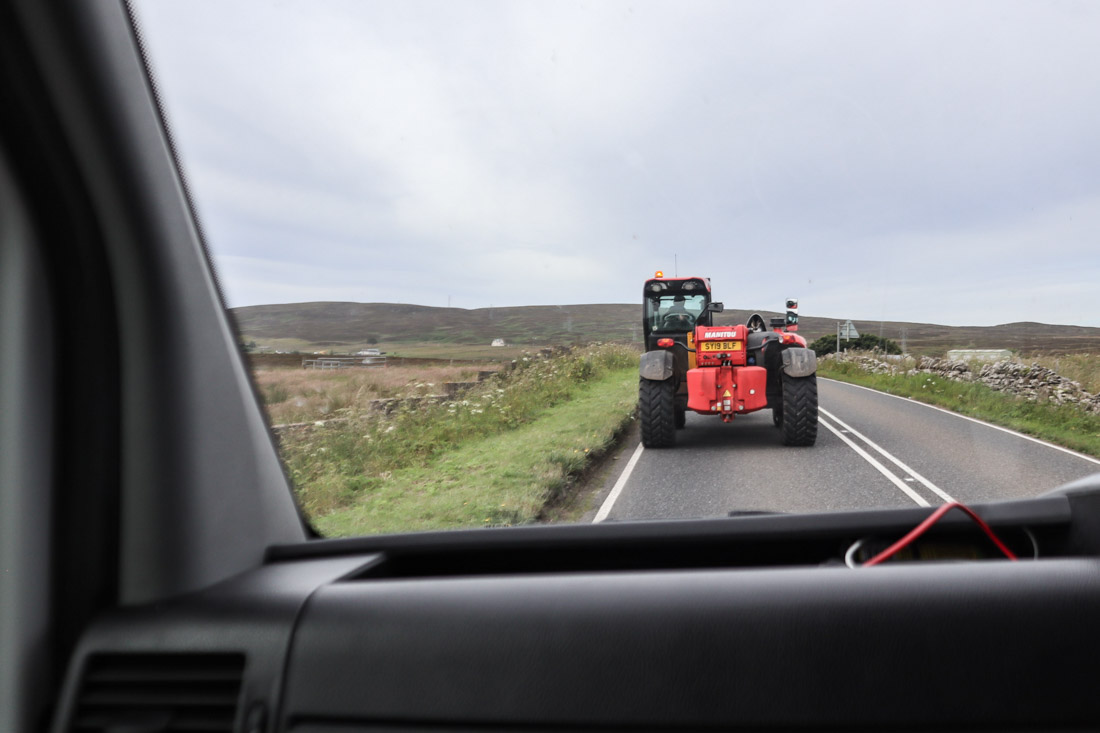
[
  {"x1": 1027, "y1": 354, "x2": 1100, "y2": 395},
  {"x1": 253, "y1": 364, "x2": 495, "y2": 425}
]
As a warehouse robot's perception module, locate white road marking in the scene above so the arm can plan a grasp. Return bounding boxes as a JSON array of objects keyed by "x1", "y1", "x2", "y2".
[
  {"x1": 593, "y1": 442, "x2": 645, "y2": 522},
  {"x1": 818, "y1": 416, "x2": 930, "y2": 507},
  {"x1": 822, "y1": 378, "x2": 1100, "y2": 466},
  {"x1": 819, "y1": 407, "x2": 956, "y2": 503},
  {"x1": 595, "y1": 377, "x2": 1089, "y2": 521}
]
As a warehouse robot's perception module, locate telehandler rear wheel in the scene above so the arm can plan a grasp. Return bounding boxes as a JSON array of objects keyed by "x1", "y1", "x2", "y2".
[
  {"x1": 640, "y1": 378, "x2": 677, "y2": 448},
  {"x1": 781, "y1": 372, "x2": 818, "y2": 446}
]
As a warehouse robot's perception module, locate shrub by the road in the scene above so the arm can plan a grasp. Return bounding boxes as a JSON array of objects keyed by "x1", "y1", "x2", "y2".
[{"x1": 810, "y1": 333, "x2": 901, "y2": 357}]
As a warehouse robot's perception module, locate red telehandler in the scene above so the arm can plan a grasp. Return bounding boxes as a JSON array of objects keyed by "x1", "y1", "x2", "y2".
[{"x1": 638, "y1": 272, "x2": 818, "y2": 447}]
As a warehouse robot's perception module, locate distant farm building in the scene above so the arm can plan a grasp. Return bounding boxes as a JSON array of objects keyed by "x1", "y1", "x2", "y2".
[
  {"x1": 491, "y1": 338, "x2": 506, "y2": 347},
  {"x1": 946, "y1": 349, "x2": 1013, "y2": 362}
]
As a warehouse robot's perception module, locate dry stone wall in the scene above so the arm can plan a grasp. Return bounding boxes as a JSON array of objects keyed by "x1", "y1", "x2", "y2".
[{"x1": 830, "y1": 353, "x2": 1100, "y2": 414}]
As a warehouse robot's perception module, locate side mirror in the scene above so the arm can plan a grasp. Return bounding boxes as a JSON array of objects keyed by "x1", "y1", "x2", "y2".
[{"x1": 708, "y1": 302, "x2": 724, "y2": 313}]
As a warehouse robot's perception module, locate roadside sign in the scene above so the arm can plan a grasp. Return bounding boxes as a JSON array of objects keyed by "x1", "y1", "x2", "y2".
[{"x1": 839, "y1": 320, "x2": 860, "y2": 339}]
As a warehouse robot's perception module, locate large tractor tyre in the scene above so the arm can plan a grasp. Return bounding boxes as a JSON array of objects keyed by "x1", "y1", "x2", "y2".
[
  {"x1": 780, "y1": 372, "x2": 818, "y2": 446},
  {"x1": 772, "y1": 407, "x2": 783, "y2": 428},
  {"x1": 674, "y1": 405, "x2": 686, "y2": 430},
  {"x1": 639, "y1": 378, "x2": 677, "y2": 448}
]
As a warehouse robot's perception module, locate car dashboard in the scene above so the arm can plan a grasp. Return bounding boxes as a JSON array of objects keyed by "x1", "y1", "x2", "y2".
[{"x1": 54, "y1": 492, "x2": 1100, "y2": 732}]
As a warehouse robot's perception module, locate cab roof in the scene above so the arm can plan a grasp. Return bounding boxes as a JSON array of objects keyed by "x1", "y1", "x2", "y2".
[{"x1": 643, "y1": 276, "x2": 712, "y2": 295}]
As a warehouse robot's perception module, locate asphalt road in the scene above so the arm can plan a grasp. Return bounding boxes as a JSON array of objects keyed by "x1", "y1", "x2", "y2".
[{"x1": 597, "y1": 378, "x2": 1100, "y2": 521}]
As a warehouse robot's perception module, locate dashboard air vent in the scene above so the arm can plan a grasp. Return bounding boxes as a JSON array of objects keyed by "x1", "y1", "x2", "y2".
[{"x1": 69, "y1": 652, "x2": 245, "y2": 733}]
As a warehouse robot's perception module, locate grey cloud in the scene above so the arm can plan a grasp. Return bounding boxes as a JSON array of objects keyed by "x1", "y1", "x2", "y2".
[{"x1": 135, "y1": 0, "x2": 1100, "y2": 326}]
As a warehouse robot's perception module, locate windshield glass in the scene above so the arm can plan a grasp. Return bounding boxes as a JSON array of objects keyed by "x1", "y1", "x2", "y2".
[
  {"x1": 647, "y1": 294, "x2": 706, "y2": 332},
  {"x1": 131, "y1": 1, "x2": 1100, "y2": 537}
]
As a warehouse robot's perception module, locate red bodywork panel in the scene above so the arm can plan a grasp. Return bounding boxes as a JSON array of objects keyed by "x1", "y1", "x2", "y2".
[
  {"x1": 693, "y1": 324, "x2": 748, "y2": 367},
  {"x1": 687, "y1": 365, "x2": 767, "y2": 415},
  {"x1": 689, "y1": 323, "x2": 766, "y2": 419},
  {"x1": 775, "y1": 330, "x2": 808, "y2": 348}
]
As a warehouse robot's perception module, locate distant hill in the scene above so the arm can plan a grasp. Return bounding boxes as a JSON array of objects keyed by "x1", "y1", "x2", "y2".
[
  {"x1": 231, "y1": 302, "x2": 640, "y2": 346},
  {"x1": 231, "y1": 302, "x2": 1100, "y2": 356}
]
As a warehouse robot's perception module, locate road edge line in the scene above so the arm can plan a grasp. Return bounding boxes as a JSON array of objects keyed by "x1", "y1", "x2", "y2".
[
  {"x1": 819, "y1": 416, "x2": 930, "y2": 507},
  {"x1": 820, "y1": 406, "x2": 956, "y2": 504},
  {"x1": 821, "y1": 377, "x2": 1100, "y2": 466},
  {"x1": 593, "y1": 442, "x2": 645, "y2": 523}
]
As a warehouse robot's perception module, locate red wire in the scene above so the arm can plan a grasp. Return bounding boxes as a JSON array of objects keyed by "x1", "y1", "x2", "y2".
[{"x1": 863, "y1": 501, "x2": 1018, "y2": 567}]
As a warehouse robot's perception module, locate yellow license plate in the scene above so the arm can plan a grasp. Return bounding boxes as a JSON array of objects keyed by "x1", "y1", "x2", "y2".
[{"x1": 700, "y1": 341, "x2": 741, "y2": 352}]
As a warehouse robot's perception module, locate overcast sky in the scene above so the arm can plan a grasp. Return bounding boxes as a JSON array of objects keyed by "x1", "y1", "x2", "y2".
[{"x1": 133, "y1": 1, "x2": 1100, "y2": 327}]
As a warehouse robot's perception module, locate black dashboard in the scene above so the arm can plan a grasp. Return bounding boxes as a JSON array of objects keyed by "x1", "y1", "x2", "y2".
[{"x1": 53, "y1": 492, "x2": 1100, "y2": 731}]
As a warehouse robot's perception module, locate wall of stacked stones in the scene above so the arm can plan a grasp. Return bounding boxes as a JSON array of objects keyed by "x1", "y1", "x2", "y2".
[{"x1": 827, "y1": 353, "x2": 1100, "y2": 414}]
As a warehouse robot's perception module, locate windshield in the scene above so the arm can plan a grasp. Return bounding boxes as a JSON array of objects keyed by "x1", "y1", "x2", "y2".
[
  {"x1": 647, "y1": 294, "x2": 706, "y2": 332},
  {"x1": 131, "y1": 1, "x2": 1100, "y2": 538}
]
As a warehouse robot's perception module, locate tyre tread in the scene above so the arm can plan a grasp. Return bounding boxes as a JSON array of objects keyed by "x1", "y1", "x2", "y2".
[
  {"x1": 639, "y1": 379, "x2": 677, "y2": 448},
  {"x1": 781, "y1": 372, "x2": 818, "y2": 446}
]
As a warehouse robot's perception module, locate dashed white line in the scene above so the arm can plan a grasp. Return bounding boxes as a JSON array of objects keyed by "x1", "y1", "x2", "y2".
[
  {"x1": 818, "y1": 416, "x2": 930, "y2": 507},
  {"x1": 821, "y1": 377, "x2": 1100, "y2": 466},
  {"x1": 820, "y1": 407, "x2": 956, "y2": 504},
  {"x1": 593, "y1": 442, "x2": 645, "y2": 522}
]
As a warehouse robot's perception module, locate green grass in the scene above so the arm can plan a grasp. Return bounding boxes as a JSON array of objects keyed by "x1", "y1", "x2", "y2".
[
  {"x1": 314, "y1": 369, "x2": 637, "y2": 536},
  {"x1": 278, "y1": 343, "x2": 639, "y2": 535},
  {"x1": 818, "y1": 360, "x2": 1100, "y2": 458}
]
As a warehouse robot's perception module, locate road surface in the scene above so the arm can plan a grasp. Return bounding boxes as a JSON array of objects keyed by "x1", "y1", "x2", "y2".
[{"x1": 596, "y1": 378, "x2": 1100, "y2": 521}]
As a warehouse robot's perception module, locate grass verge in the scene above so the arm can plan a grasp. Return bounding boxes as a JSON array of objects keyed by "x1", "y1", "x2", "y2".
[
  {"x1": 277, "y1": 343, "x2": 640, "y2": 535},
  {"x1": 818, "y1": 359, "x2": 1100, "y2": 459},
  {"x1": 312, "y1": 369, "x2": 636, "y2": 536}
]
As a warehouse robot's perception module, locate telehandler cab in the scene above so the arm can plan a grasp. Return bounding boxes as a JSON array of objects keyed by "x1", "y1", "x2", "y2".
[{"x1": 639, "y1": 273, "x2": 818, "y2": 447}]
